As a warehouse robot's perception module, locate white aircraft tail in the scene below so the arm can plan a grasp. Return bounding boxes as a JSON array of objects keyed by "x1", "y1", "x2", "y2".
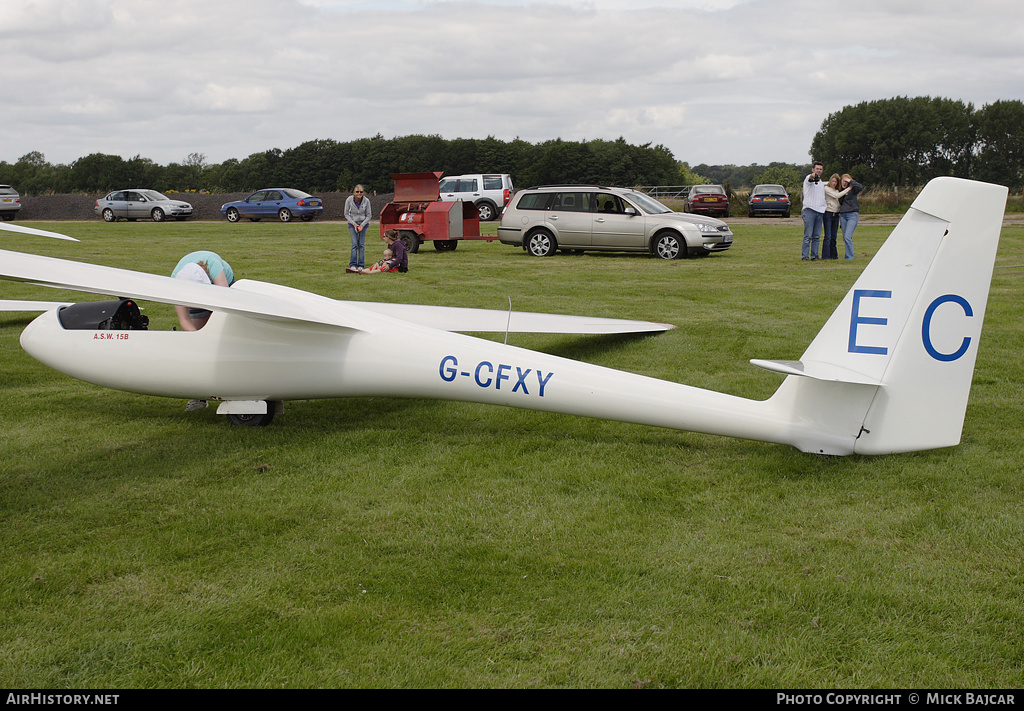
[{"x1": 754, "y1": 177, "x2": 1007, "y2": 455}]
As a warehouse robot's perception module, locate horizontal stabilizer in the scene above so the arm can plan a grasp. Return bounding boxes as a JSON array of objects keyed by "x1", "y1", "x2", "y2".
[
  {"x1": 750, "y1": 359, "x2": 882, "y2": 386},
  {"x1": 348, "y1": 301, "x2": 674, "y2": 334}
]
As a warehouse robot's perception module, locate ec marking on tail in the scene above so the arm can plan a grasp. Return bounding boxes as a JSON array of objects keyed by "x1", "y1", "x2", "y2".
[{"x1": 848, "y1": 289, "x2": 974, "y2": 362}]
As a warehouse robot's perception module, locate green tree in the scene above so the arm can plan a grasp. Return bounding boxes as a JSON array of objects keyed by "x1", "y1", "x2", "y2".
[
  {"x1": 810, "y1": 96, "x2": 975, "y2": 186},
  {"x1": 973, "y1": 100, "x2": 1024, "y2": 189}
]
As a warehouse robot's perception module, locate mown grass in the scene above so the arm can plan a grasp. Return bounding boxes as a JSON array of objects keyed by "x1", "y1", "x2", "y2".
[{"x1": 1, "y1": 219, "x2": 1022, "y2": 688}]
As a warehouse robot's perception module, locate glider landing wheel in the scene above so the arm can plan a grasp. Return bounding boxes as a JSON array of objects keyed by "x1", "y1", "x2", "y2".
[{"x1": 226, "y1": 402, "x2": 277, "y2": 427}]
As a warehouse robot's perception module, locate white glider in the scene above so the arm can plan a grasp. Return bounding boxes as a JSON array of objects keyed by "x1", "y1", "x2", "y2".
[{"x1": 0, "y1": 177, "x2": 1007, "y2": 455}]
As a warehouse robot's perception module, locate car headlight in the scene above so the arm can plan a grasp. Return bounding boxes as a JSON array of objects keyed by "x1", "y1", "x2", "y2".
[{"x1": 696, "y1": 223, "x2": 717, "y2": 233}]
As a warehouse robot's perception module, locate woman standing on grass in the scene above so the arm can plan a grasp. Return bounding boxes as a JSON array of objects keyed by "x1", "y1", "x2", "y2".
[
  {"x1": 345, "y1": 185, "x2": 372, "y2": 273},
  {"x1": 838, "y1": 174, "x2": 864, "y2": 260},
  {"x1": 823, "y1": 174, "x2": 850, "y2": 260}
]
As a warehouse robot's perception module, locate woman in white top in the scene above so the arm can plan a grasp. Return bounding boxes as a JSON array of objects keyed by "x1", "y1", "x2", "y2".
[{"x1": 822, "y1": 174, "x2": 850, "y2": 260}]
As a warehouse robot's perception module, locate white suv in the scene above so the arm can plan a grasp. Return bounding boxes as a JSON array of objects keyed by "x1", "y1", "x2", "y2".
[
  {"x1": 497, "y1": 185, "x2": 733, "y2": 259},
  {"x1": 438, "y1": 173, "x2": 513, "y2": 221}
]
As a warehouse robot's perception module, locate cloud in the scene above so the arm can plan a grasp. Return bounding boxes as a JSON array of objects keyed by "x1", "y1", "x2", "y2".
[{"x1": 2, "y1": 0, "x2": 1022, "y2": 170}]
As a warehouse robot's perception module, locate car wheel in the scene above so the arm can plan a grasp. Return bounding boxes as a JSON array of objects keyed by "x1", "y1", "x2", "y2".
[
  {"x1": 653, "y1": 231, "x2": 685, "y2": 260},
  {"x1": 175, "y1": 217, "x2": 188, "y2": 221},
  {"x1": 151, "y1": 208, "x2": 165, "y2": 222},
  {"x1": 748, "y1": 209, "x2": 755, "y2": 218},
  {"x1": 248, "y1": 218, "x2": 261, "y2": 222},
  {"x1": 399, "y1": 230, "x2": 420, "y2": 254},
  {"x1": 102, "y1": 208, "x2": 116, "y2": 222},
  {"x1": 226, "y1": 207, "x2": 240, "y2": 223},
  {"x1": 433, "y1": 239, "x2": 458, "y2": 252},
  {"x1": 476, "y1": 201, "x2": 496, "y2": 221},
  {"x1": 526, "y1": 229, "x2": 557, "y2": 257},
  {"x1": 300, "y1": 215, "x2": 313, "y2": 222},
  {"x1": 278, "y1": 208, "x2": 292, "y2": 222},
  {"x1": 784, "y1": 210, "x2": 791, "y2": 218},
  {"x1": 2, "y1": 214, "x2": 14, "y2": 221}
]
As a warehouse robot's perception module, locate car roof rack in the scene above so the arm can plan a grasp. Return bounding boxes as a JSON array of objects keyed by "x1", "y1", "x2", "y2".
[{"x1": 525, "y1": 184, "x2": 635, "y2": 191}]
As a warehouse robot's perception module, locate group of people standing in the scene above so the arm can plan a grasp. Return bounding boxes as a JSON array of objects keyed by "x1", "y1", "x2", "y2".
[
  {"x1": 344, "y1": 184, "x2": 407, "y2": 274},
  {"x1": 801, "y1": 162, "x2": 863, "y2": 261}
]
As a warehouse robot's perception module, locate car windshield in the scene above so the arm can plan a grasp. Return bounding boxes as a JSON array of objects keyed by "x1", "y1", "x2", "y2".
[
  {"x1": 628, "y1": 192, "x2": 673, "y2": 215},
  {"x1": 281, "y1": 188, "x2": 312, "y2": 199},
  {"x1": 140, "y1": 190, "x2": 170, "y2": 201}
]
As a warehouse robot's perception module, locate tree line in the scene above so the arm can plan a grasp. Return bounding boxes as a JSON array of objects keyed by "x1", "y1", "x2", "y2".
[
  {"x1": 5, "y1": 98, "x2": 1021, "y2": 196},
  {"x1": 811, "y1": 97, "x2": 1024, "y2": 189},
  {"x1": 0, "y1": 136, "x2": 696, "y2": 196}
]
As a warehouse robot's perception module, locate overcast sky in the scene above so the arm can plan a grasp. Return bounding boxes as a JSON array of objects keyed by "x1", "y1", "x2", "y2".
[{"x1": 3, "y1": 0, "x2": 1022, "y2": 170}]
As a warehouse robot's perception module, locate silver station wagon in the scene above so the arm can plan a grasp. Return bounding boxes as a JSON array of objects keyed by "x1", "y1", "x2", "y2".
[{"x1": 497, "y1": 185, "x2": 733, "y2": 259}]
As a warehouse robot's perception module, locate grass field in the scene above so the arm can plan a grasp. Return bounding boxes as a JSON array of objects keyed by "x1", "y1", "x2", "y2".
[{"x1": 1, "y1": 218, "x2": 1022, "y2": 688}]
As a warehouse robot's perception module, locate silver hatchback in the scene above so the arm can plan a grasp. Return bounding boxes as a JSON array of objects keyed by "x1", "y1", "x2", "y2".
[{"x1": 497, "y1": 185, "x2": 733, "y2": 258}]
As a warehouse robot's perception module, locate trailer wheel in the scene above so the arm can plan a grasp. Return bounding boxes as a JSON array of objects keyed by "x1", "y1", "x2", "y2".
[
  {"x1": 433, "y1": 239, "x2": 458, "y2": 252},
  {"x1": 399, "y1": 230, "x2": 420, "y2": 254}
]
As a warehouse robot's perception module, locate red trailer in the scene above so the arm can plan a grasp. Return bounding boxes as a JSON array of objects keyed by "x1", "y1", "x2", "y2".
[{"x1": 379, "y1": 172, "x2": 496, "y2": 253}]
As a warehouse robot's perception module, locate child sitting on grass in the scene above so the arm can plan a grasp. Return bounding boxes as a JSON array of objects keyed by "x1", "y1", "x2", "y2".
[{"x1": 359, "y1": 248, "x2": 394, "y2": 273}]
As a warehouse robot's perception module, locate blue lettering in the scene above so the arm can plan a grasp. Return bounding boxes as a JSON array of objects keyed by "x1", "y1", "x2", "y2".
[
  {"x1": 496, "y1": 364, "x2": 512, "y2": 390},
  {"x1": 849, "y1": 289, "x2": 892, "y2": 355},
  {"x1": 440, "y1": 356, "x2": 553, "y2": 397},
  {"x1": 512, "y1": 367, "x2": 532, "y2": 394},
  {"x1": 475, "y1": 361, "x2": 493, "y2": 388},
  {"x1": 440, "y1": 355, "x2": 458, "y2": 382},
  {"x1": 537, "y1": 371, "x2": 553, "y2": 397},
  {"x1": 922, "y1": 294, "x2": 973, "y2": 362}
]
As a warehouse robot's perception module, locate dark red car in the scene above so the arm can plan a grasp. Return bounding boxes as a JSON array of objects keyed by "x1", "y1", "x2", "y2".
[{"x1": 685, "y1": 184, "x2": 729, "y2": 218}]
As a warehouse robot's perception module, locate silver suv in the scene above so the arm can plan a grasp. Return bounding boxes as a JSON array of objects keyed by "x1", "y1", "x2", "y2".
[
  {"x1": 0, "y1": 185, "x2": 22, "y2": 221},
  {"x1": 438, "y1": 173, "x2": 513, "y2": 221},
  {"x1": 497, "y1": 185, "x2": 733, "y2": 258}
]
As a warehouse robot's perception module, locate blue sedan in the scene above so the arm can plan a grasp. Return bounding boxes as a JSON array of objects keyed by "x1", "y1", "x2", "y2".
[{"x1": 221, "y1": 188, "x2": 324, "y2": 223}]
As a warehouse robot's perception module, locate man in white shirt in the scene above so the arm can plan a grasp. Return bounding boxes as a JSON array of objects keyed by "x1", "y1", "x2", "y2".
[{"x1": 801, "y1": 161, "x2": 826, "y2": 260}]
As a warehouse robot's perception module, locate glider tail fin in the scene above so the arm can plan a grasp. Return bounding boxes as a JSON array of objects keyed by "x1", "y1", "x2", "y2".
[{"x1": 754, "y1": 177, "x2": 1007, "y2": 455}]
